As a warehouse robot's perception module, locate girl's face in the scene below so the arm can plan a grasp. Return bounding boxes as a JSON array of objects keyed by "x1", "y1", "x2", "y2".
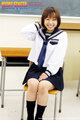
[{"x1": 44, "y1": 16, "x2": 57, "y2": 33}]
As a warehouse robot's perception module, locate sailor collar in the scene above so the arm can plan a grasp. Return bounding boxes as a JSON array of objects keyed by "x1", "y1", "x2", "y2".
[{"x1": 35, "y1": 23, "x2": 63, "y2": 40}]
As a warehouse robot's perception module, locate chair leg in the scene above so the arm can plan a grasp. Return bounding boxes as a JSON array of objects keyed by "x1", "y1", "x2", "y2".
[
  {"x1": 59, "y1": 91, "x2": 62, "y2": 113},
  {"x1": 76, "y1": 79, "x2": 80, "y2": 97},
  {"x1": 1, "y1": 57, "x2": 6, "y2": 108},
  {"x1": 54, "y1": 94, "x2": 57, "y2": 120},
  {"x1": 21, "y1": 91, "x2": 25, "y2": 120}
]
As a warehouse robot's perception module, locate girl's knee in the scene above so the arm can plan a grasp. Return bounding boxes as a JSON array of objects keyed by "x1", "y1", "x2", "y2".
[
  {"x1": 38, "y1": 81, "x2": 48, "y2": 94},
  {"x1": 27, "y1": 78, "x2": 39, "y2": 92}
]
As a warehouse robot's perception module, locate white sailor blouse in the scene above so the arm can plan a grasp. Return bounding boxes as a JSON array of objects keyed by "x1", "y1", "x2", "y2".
[{"x1": 21, "y1": 23, "x2": 68, "y2": 76}]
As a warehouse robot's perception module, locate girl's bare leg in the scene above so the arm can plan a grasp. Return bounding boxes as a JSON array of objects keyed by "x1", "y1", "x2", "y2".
[
  {"x1": 37, "y1": 80, "x2": 55, "y2": 106},
  {"x1": 27, "y1": 78, "x2": 39, "y2": 101}
]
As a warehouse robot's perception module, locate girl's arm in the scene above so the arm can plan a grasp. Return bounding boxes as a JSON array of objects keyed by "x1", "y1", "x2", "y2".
[{"x1": 21, "y1": 24, "x2": 37, "y2": 41}]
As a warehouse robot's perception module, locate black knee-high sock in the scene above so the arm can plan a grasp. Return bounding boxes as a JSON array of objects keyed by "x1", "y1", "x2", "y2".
[
  {"x1": 35, "y1": 104, "x2": 47, "y2": 120},
  {"x1": 26, "y1": 101, "x2": 36, "y2": 120}
]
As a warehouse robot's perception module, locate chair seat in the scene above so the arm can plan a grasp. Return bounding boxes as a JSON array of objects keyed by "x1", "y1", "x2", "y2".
[{"x1": 24, "y1": 85, "x2": 58, "y2": 95}]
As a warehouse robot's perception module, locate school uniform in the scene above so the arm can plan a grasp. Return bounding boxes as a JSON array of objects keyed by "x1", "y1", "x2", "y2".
[{"x1": 21, "y1": 23, "x2": 68, "y2": 91}]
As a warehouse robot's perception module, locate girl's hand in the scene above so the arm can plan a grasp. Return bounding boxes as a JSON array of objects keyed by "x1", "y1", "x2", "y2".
[
  {"x1": 39, "y1": 22, "x2": 44, "y2": 29},
  {"x1": 39, "y1": 73, "x2": 48, "y2": 81}
]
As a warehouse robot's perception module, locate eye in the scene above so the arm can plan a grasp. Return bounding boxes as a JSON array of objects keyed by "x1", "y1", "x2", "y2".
[
  {"x1": 46, "y1": 18, "x2": 49, "y2": 20},
  {"x1": 52, "y1": 18, "x2": 56, "y2": 21}
]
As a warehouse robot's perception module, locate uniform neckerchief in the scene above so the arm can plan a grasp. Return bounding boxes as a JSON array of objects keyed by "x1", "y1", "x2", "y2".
[{"x1": 35, "y1": 23, "x2": 63, "y2": 68}]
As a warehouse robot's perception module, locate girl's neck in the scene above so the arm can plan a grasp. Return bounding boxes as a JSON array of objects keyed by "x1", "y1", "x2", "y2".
[{"x1": 46, "y1": 30, "x2": 54, "y2": 33}]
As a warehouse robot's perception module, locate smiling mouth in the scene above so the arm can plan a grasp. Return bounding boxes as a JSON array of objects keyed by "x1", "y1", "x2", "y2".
[{"x1": 47, "y1": 25, "x2": 54, "y2": 28}]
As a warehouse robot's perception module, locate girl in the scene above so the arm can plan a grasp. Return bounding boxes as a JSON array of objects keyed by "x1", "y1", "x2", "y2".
[{"x1": 21, "y1": 7, "x2": 68, "y2": 120}]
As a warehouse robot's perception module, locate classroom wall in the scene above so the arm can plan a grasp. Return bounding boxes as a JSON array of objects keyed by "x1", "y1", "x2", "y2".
[{"x1": 0, "y1": 14, "x2": 80, "y2": 81}]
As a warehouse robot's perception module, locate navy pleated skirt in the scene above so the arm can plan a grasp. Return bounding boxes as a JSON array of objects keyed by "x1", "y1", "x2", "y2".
[{"x1": 22, "y1": 63, "x2": 64, "y2": 91}]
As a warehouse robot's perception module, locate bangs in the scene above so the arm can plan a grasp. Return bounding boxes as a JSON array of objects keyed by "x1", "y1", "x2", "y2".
[
  {"x1": 47, "y1": 12, "x2": 56, "y2": 19},
  {"x1": 43, "y1": 8, "x2": 56, "y2": 19}
]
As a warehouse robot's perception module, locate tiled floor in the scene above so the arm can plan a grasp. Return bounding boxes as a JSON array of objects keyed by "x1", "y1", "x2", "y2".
[
  {"x1": 0, "y1": 67, "x2": 80, "y2": 120},
  {"x1": 0, "y1": 88, "x2": 80, "y2": 120}
]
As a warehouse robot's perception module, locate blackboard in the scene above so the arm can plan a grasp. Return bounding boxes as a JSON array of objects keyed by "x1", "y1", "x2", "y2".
[{"x1": 0, "y1": 0, "x2": 80, "y2": 17}]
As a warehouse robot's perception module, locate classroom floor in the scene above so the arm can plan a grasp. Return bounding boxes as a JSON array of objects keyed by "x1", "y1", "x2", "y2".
[{"x1": 0, "y1": 67, "x2": 80, "y2": 120}]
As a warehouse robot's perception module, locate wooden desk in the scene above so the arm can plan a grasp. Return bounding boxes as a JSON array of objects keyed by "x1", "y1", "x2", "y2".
[
  {"x1": 0, "y1": 47, "x2": 31, "y2": 57},
  {"x1": 0, "y1": 47, "x2": 31, "y2": 108}
]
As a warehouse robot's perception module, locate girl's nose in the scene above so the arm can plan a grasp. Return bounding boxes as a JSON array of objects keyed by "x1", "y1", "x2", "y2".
[{"x1": 49, "y1": 20, "x2": 53, "y2": 24}]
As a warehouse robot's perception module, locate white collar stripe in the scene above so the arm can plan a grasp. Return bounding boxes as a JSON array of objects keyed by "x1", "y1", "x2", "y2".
[
  {"x1": 48, "y1": 30, "x2": 63, "y2": 40},
  {"x1": 35, "y1": 24, "x2": 45, "y2": 40}
]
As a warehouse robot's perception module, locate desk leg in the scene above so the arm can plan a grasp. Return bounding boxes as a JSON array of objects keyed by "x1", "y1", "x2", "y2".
[
  {"x1": 0, "y1": 57, "x2": 4, "y2": 96},
  {"x1": 1, "y1": 57, "x2": 6, "y2": 108}
]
